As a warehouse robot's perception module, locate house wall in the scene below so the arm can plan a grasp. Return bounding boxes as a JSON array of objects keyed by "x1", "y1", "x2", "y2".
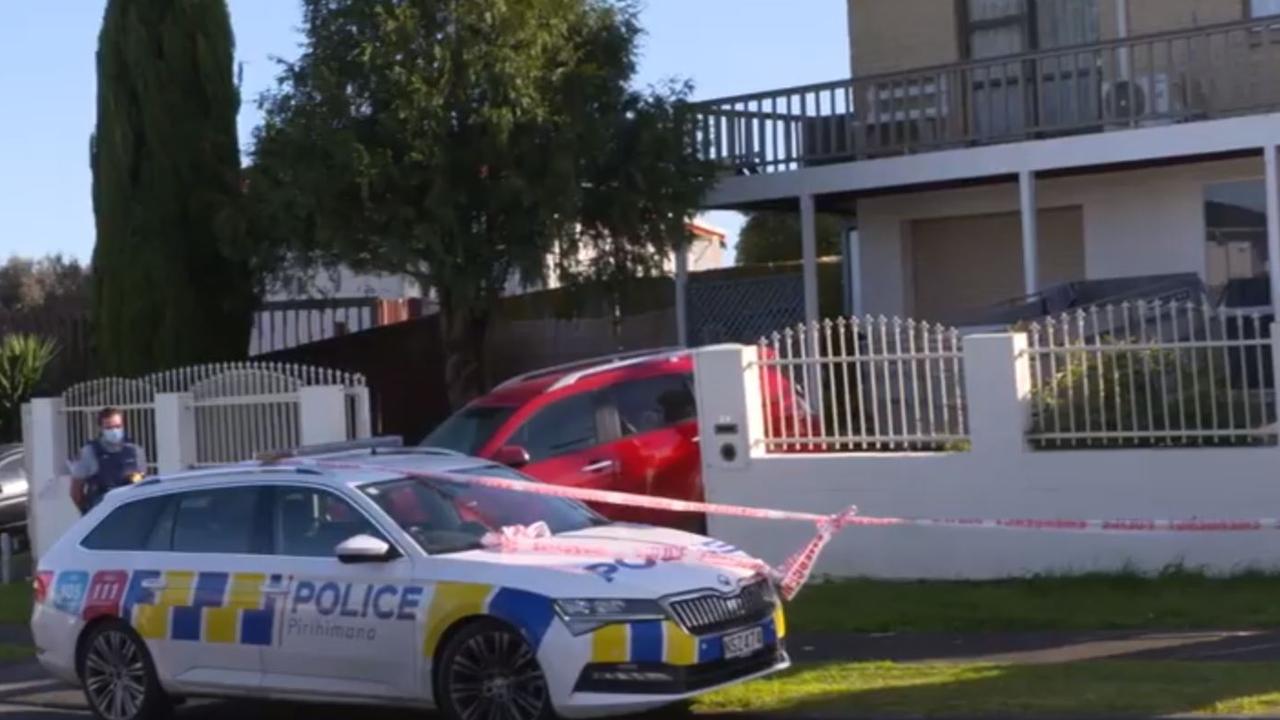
[
  {"x1": 849, "y1": 0, "x2": 961, "y2": 76},
  {"x1": 856, "y1": 156, "x2": 1263, "y2": 318},
  {"x1": 847, "y1": 0, "x2": 1250, "y2": 78}
]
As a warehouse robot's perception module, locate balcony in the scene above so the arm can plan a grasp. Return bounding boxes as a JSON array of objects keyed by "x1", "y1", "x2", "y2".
[{"x1": 691, "y1": 17, "x2": 1280, "y2": 176}]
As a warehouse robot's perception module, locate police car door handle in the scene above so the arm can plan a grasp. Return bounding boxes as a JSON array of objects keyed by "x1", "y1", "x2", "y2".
[
  {"x1": 581, "y1": 460, "x2": 614, "y2": 474},
  {"x1": 139, "y1": 578, "x2": 166, "y2": 591},
  {"x1": 259, "y1": 581, "x2": 290, "y2": 596}
]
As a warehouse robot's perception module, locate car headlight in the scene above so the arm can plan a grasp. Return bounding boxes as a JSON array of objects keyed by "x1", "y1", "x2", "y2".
[{"x1": 554, "y1": 598, "x2": 667, "y2": 635}]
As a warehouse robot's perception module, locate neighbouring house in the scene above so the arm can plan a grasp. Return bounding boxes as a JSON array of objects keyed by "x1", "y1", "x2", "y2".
[
  {"x1": 692, "y1": 0, "x2": 1280, "y2": 326},
  {"x1": 250, "y1": 220, "x2": 726, "y2": 354}
]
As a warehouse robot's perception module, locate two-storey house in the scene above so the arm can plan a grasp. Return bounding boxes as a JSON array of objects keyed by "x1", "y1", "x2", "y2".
[{"x1": 693, "y1": 0, "x2": 1280, "y2": 325}]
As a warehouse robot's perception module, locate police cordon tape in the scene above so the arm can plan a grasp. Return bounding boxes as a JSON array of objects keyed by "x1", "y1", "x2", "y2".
[
  {"x1": 283, "y1": 457, "x2": 859, "y2": 600},
  {"x1": 278, "y1": 457, "x2": 1280, "y2": 600}
]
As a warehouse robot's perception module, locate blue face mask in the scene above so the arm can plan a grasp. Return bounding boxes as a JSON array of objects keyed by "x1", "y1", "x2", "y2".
[{"x1": 101, "y1": 428, "x2": 124, "y2": 445}]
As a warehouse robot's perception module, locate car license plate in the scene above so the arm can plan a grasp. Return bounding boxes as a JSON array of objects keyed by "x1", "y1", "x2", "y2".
[{"x1": 722, "y1": 626, "x2": 765, "y2": 659}]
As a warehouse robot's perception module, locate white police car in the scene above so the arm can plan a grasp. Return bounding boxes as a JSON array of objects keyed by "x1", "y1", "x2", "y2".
[{"x1": 31, "y1": 441, "x2": 788, "y2": 720}]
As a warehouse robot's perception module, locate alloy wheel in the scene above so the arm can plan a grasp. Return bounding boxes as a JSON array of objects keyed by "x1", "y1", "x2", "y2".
[
  {"x1": 446, "y1": 628, "x2": 549, "y2": 720},
  {"x1": 83, "y1": 630, "x2": 148, "y2": 720}
]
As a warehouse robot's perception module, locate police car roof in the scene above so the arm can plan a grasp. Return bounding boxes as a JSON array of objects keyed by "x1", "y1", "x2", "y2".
[{"x1": 139, "y1": 447, "x2": 502, "y2": 490}]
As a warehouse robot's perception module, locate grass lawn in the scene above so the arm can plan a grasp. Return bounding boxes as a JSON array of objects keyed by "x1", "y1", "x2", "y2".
[
  {"x1": 696, "y1": 661, "x2": 1280, "y2": 716},
  {"x1": 0, "y1": 643, "x2": 32, "y2": 664},
  {"x1": 0, "y1": 578, "x2": 31, "y2": 626},
  {"x1": 786, "y1": 570, "x2": 1280, "y2": 632}
]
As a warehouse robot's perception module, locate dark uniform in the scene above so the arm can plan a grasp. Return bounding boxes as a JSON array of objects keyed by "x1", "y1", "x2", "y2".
[{"x1": 74, "y1": 439, "x2": 144, "y2": 514}]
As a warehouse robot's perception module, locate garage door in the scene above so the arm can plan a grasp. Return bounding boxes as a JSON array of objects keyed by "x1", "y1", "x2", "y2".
[{"x1": 910, "y1": 206, "x2": 1084, "y2": 323}]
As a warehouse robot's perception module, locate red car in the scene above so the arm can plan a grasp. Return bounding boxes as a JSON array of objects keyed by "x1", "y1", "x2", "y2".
[{"x1": 421, "y1": 348, "x2": 812, "y2": 533}]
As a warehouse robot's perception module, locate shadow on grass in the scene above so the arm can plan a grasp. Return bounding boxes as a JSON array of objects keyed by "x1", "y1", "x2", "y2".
[{"x1": 700, "y1": 660, "x2": 1280, "y2": 717}]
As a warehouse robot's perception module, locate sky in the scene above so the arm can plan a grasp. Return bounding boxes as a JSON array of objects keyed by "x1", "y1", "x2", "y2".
[{"x1": 0, "y1": 0, "x2": 848, "y2": 266}]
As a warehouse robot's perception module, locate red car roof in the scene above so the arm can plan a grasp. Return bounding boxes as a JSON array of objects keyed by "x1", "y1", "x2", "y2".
[{"x1": 474, "y1": 351, "x2": 692, "y2": 407}]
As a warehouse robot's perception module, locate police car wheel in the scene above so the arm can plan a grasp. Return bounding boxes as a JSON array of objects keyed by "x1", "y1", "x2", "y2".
[
  {"x1": 79, "y1": 621, "x2": 169, "y2": 720},
  {"x1": 436, "y1": 619, "x2": 553, "y2": 720}
]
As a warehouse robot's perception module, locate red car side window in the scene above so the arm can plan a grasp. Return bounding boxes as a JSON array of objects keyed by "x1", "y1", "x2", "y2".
[{"x1": 508, "y1": 393, "x2": 598, "y2": 462}]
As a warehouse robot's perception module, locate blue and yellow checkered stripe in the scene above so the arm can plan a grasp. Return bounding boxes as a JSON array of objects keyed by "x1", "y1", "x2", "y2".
[
  {"x1": 591, "y1": 605, "x2": 785, "y2": 666},
  {"x1": 129, "y1": 571, "x2": 279, "y2": 647},
  {"x1": 422, "y1": 583, "x2": 557, "y2": 659}
]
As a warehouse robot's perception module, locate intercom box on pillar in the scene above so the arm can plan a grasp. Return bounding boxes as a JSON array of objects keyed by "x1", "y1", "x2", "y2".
[{"x1": 692, "y1": 344, "x2": 764, "y2": 472}]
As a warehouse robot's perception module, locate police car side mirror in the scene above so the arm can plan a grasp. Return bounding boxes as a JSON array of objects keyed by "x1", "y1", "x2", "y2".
[{"x1": 335, "y1": 534, "x2": 397, "y2": 564}]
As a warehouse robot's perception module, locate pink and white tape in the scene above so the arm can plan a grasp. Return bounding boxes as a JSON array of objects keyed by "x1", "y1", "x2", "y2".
[
  {"x1": 289, "y1": 457, "x2": 1280, "y2": 600},
  {"x1": 297, "y1": 457, "x2": 857, "y2": 600}
]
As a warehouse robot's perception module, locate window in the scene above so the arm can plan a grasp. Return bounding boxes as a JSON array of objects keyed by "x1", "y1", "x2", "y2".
[
  {"x1": 362, "y1": 473, "x2": 603, "y2": 555},
  {"x1": 1251, "y1": 0, "x2": 1280, "y2": 18},
  {"x1": 273, "y1": 486, "x2": 385, "y2": 557},
  {"x1": 82, "y1": 496, "x2": 172, "y2": 551},
  {"x1": 171, "y1": 487, "x2": 268, "y2": 554},
  {"x1": 423, "y1": 405, "x2": 517, "y2": 455},
  {"x1": 1205, "y1": 180, "x2": 1268, "y2": 305},
  {"x1": 507, "y1": 394, "x2": 598, "y2": 462},
  {"x1": 612, "y1": 374, "x2": 696, "y2": 436}
]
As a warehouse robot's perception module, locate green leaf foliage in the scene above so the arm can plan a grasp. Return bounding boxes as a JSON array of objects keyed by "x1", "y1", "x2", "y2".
[
  {"x1": 91, "y1": 0, "x2": 256, "y2": 376},
  {"x1": 247, "y1": 0, "x2": 716, "y2": 404},
  {"x1": 736, "y1": 211, "x2": 845, "y2": 265},
  {"x1": 0, "y1": 334, "x2": 57, "y2": 442}
]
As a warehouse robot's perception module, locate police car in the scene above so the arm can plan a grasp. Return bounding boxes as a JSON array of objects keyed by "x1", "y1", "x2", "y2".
[{"x1": 31, "y1": 440, "x2": 788, "y2": 720}]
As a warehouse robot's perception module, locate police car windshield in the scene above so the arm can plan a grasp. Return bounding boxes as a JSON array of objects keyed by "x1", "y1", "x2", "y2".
[{"x1": 360, "y1": 465, "x2": 607, "y2": 555}]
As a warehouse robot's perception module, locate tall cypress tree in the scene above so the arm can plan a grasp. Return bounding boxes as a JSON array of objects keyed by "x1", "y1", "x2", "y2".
[{"x1": 91, "y1": 0, "x2": 254, "y2": 376}]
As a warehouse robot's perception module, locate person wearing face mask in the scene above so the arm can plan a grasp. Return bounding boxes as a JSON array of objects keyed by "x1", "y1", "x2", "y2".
[{"x1": 70, "y1": 407, "x2": 147, "y2": 514}]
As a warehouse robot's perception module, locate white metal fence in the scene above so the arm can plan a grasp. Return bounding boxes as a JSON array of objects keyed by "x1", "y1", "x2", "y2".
[
  {"x1": 758, "y1": 316, "x2": 968, "y2": 451},
  {"x1": 1026, "y1": 301, "x2": 1277, "y2": 448},
  {"x1": 62, "y1": 362, "x2": 367, "y2": 469},
  {"x1": 63, "y1": 379, "x2": 159, "y2": 471}
]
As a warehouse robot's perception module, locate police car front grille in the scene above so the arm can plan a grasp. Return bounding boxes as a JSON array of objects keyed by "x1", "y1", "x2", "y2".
[{"x1": 667, "y1": 580, "x2": 774, "y2": 635}]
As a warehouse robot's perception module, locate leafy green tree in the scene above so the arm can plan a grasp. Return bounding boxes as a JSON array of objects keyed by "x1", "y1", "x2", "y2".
[
  {"x1": 91, "y1": 0, "x2": 255, "y2": 375},
  {"x1": 0, "y1": 255, "x2": 90, "y2": 312},
  {"x1": 0, "y1": 334, "x2": 57, "y2": 442},
  {"x1": 735, "y1": 211, "x2": 845, "y2": 265},
  {"x1": 248, "y1": 0, "x2": 714, "y2": 407}
]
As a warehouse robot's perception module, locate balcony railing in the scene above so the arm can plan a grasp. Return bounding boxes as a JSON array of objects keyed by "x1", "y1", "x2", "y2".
[{"x1": 691, "y1": 17, "x2": 1280, "y2": 175}]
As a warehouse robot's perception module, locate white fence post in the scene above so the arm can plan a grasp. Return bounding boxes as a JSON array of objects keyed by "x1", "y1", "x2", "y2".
[
  {"x1": 22, "y1": 398, "x2": 77, "y2": 562},
  {"x1": 299, "y1": 385, "x2": 348, "y2": 446},
  {"x1": 154, "y1": 393, "x2": 196, "y2": 473},
  {"x1": 1272, "y1": 323, "x2": 1280, "y2": 441},
  {"x1": 693, "y1": 344, "x2": 764, "y2": 471},
  {"x1": 962, "y1": 333, "x2": 1031, "y2": 456},
  {"x1": 349, "y1": 387, "x2": 372, "y2": 439}
]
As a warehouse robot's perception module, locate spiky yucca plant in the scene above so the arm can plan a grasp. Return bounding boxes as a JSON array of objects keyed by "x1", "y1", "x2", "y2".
[{"x1": 0, "y1": 334, "x2": 58, "y2": 442}]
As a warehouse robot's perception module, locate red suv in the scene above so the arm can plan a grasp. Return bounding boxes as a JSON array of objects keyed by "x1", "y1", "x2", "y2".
[{"x1": 421, "y1": 348, "x2": 810, "y2": 533}]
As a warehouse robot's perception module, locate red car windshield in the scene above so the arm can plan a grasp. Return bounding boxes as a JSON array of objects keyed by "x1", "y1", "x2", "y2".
[
  {"x1": 422, "y1": 405, "x2": 516, "y2": 455},
  {"x1": 359, "y1": 464, "x2": 606, "y2": 555}
]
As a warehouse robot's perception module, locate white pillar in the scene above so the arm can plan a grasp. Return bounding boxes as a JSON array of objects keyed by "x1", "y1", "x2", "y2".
[
  {"x1": 799, "y1": 194, "x2": 820, "y2": 327},
  {"x1": 843, "y1": 224, "x2": 862, "y2": 317},
  {"x1": 1265, "y1": 145, "x2": 1280, "y2": 318},
  {"x1": 1116, "y1": 0, "x2": 1131, "y2": 80},
  {"x1": 349, "y1": 386, "x2": 373, "y2": 439},
  {"x1": 1019, "y1": 170, "x2": 1038, "y2": 296},
  {"x1": 22, "y1": 398, "x2": 76, "y2": 562},
  {"x1": 154, "y1": 393, "x2": 196, "y2": 474},
  {"x1": 692, "y1": 344, "x2": 764, "y2": 470},
  {"x1": 674, "y1": 239, "x2": 690, "y2": 347},
  {"x1": 299, "y1": 385, "x2": 348, "y2": 446},
  {"x1": 961, "y1": 333, "x2": 1031, "y2": 457}
]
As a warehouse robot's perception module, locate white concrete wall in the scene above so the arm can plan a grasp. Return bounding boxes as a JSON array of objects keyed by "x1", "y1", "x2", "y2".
[
  {"x1": 857, "y1": 157, "x2": 1264, "y2": 317},
  {"x1": 694, "y1": 338, "x2": 1280, "y2": 580}
]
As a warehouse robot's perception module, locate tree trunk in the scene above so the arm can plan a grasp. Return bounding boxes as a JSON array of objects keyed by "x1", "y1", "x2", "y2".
[{"x1": 439, "y1": 296, "x2": 491, "y2": 411}]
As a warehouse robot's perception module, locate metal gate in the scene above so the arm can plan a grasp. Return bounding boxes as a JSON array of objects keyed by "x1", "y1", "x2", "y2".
[{"x1": 685, "y1": 273, "x2": 805, "y2": 346}]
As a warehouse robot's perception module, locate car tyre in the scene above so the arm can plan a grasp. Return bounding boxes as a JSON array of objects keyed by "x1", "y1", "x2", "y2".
[
  {"x1": 435, "y1": 618, "x2": 555, "y2": 720},
  {"x1": 78, "y1": 620, "x2": 171, "y2": 720}
]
